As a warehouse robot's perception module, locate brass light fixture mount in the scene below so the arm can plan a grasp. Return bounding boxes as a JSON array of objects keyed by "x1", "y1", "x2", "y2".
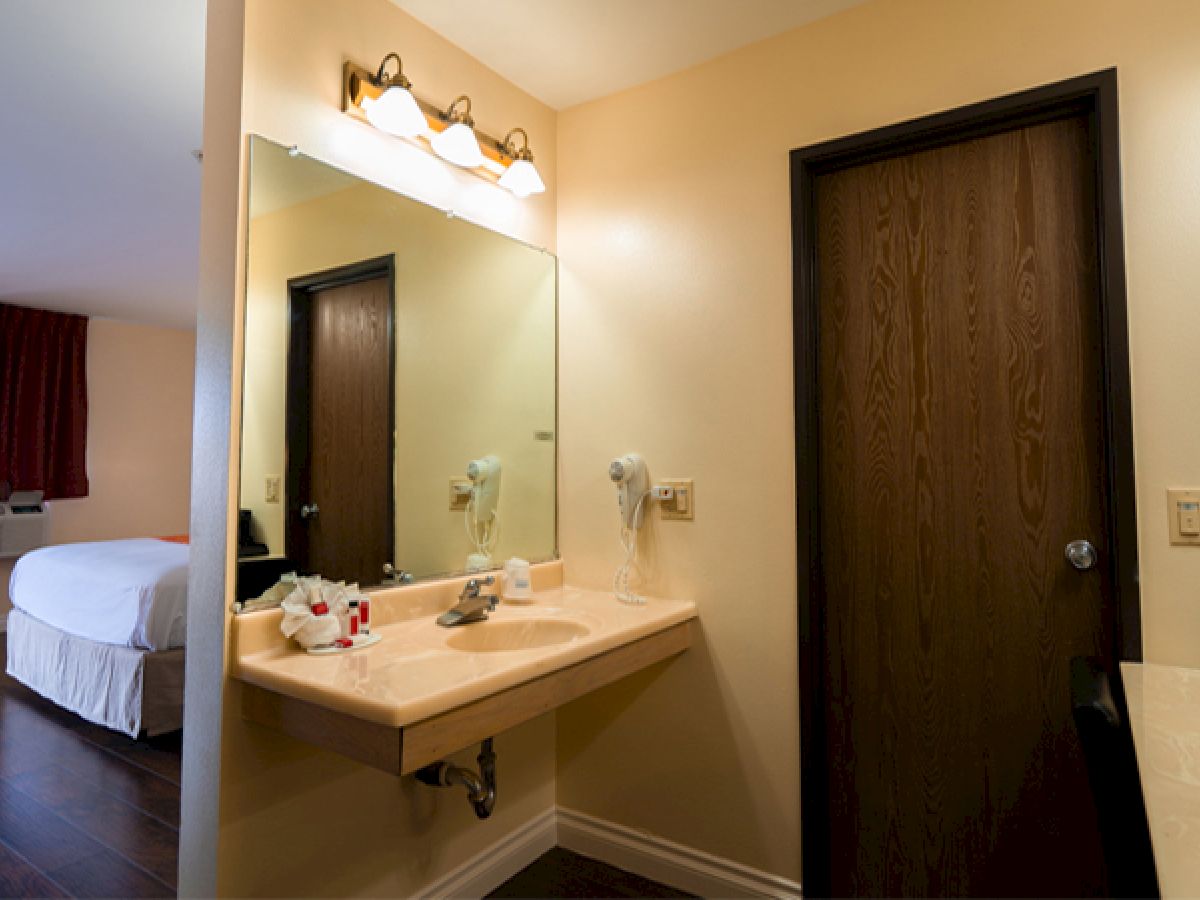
[
  {"x1": 442, "y1": 94, "x2": 475, "y2": 129},
  {"x1": 342, "y1": 56, "x2": 538, "y2": 185},
  {"x1": 374, "y1": 51, "x2": 412, "y2": 92},
  {"x1": 496, "y1": 126, "x2": 545, "y2": 196},
  {"x1": 501, "y1": 127, "x2": 535, "y2": 163}
]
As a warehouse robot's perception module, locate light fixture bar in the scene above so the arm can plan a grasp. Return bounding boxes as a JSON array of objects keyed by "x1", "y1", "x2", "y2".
[{"x1": 342, "y1": 61, "x2": 520, "y2": 186}]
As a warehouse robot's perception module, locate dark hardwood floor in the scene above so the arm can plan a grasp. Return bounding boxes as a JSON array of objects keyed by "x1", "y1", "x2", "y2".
[
  {"x1": 1, "y1": 633, "x2": 688, "y2": 900},
  {"x1": 488, "y1": 847, "x2": 694, "y2": 899},
  {"x1": 0, "y1": 634, "x2": 181, "y2": 898}
]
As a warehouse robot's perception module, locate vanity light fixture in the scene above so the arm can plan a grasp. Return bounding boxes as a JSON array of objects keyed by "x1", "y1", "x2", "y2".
[
  {"x1": 360, "y1": 53, "x2": 426, "y2": 138},
  {"x1": 430, "y1": 95, "x2": 485, "y2": 168},
  {"x1": 343, "y1": 55, "x2": 544, "y2": 198},
  {"x1": 497, "y1": 128, "x2": 546, "y2": 198}
]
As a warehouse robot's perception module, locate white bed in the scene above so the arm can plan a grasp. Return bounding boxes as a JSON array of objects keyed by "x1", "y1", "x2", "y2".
[{"x1": 5, "y1": 538, "x2": 188, "y2": 737}]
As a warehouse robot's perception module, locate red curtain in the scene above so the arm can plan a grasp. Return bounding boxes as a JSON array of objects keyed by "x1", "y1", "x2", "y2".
[{"x1": 0, "y1": 303, "x2": 89, "y2": 499}]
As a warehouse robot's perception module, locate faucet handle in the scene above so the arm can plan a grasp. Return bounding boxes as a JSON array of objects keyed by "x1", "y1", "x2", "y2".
[{"x1": 460, "y1": 575, "x2": 494, "y2": 599}]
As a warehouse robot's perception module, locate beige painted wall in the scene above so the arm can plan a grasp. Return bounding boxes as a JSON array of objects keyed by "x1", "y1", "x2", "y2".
[
  {"x1": 555, "y1": 0, "x2": 1200, "y2": 882},
  {"x1": 240, "y1": 174, "x2": 556, "y2": 579},
  {"x1": 180, "y1": 1, "x2": 245, "y2": 890},
  {"x1": 0, "y1": 318, "x2": 195, "y2": 623},
  {"x1": 202, "y1": 0, "x2": 1200, "y2": 892},
  {"x1": 216, "y1": 0, "x2": 559, "y2": 895}
]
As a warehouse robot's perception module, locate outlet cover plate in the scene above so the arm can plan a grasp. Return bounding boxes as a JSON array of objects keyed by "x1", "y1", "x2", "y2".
[
  {"x1": 449, "y1": 478, "x2": 472, "y2": 511},
  {"x1": 1167, "y1": 488, "x2": 1200, "y2": 545},
  {"x1": 660, "y1": 479, "x2": 694, "y2": 521}
]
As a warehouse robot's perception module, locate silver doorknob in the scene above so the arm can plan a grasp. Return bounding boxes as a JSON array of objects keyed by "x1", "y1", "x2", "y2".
[
  {"x1": 300, "y1": 503, "x2": 320, "y2": 520},
  {"x1": 1065, "y1": 539, "x2": 1097, "y2": 571}
]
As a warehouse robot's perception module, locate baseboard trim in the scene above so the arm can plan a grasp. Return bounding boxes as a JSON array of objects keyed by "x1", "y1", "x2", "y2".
[
  {"x1": 416, "y1": 806, "x2": 557, "y2": 899},
  {"x1": 557, "y1": 807, "x2": 802, "y2": 899},
  {"x1": 413, "y1": 805, "x2": 800, "y2": 899}
]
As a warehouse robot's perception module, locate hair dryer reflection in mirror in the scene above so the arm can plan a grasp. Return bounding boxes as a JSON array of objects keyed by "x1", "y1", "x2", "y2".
[{"x1": 465, "y1": 455, "x2": 501, "y2": 571}]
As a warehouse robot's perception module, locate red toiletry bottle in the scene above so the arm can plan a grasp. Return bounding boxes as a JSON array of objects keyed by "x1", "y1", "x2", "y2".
[
  {"x1": 348, "y1": 598, "x2": 360, "y2": 637},
  {"x1": 360, "y1": 596, "x2": 371, "y2": 635}
]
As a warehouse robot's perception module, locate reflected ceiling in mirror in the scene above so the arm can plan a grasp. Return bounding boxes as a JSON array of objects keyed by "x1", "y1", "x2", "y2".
[{"x1": 238, "y1": 136, "x2": 556, "y2": 598}]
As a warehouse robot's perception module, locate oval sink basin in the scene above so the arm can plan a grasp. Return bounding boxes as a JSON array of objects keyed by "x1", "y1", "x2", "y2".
[{"x1": 444, "y1": 618, "x2": 590, "y2": 653}]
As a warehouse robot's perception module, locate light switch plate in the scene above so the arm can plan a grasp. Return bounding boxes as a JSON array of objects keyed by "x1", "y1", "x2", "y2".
[
  {"x1": 265, "y1": 475, "x2": 281, "y2": 504},
  {"x1": 660, "y1": 479, "x2": 694, "y2": 521},
  {"x1": 449, "y1": 478, "x2": 472, "y2": 511},
  {"x1": 1166, "y1": 489, "x2": 1200, "y2": 545}
]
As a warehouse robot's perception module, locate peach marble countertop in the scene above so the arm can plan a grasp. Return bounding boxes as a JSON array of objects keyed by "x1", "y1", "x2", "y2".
[
  {"x1": 232, "y1": 583, "x2": 697, "y2": 728},
  {"x1": 1121, "y1": 661, "x2": 1200, "y2": 898}
]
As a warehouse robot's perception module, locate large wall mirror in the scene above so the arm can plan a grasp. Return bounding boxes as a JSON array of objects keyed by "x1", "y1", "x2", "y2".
[{"x1": 238, "y1": 136, "x2": 556, "y2": 595}]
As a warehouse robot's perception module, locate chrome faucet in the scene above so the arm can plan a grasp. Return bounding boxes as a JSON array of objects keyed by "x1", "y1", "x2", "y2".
[
  {"x1": 436, "y1": 576, "x2": 498, "y2": 627},
  {"x1": 382, "y1": 563, "x2": 413, "y2": 585}
]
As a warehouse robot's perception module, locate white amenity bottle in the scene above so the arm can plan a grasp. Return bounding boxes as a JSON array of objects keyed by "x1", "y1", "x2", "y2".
[{"x1": 503, "y1": 557, "x2": 533, "y2": 601}]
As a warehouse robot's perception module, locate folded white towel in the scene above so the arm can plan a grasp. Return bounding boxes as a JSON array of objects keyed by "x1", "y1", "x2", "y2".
[{"x1": 279, "y1": 575, "x2": 367, "y2": 649}]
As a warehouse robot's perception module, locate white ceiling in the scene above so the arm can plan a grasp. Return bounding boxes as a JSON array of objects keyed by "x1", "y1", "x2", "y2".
[
  {"x1": 393, "y1": 0, "x2": 866, "y2": 110},
  {"x1": 0, "y1": 1, "x2": 205, "y2": 330},
  {"x1": 0, "y1": 1, "x2": 859, "y2": 330}
]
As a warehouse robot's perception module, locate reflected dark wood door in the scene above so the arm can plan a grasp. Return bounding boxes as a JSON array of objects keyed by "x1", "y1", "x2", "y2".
[
  {"x1": 815, "y1": 115, "x2": 1112, "y2": 897},
  {"x1": 296, "y1": 275, "x2": 392, "y2": 582}
]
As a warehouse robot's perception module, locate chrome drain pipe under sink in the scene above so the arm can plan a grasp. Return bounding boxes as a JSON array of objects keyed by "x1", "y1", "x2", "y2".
[{"x1": 414, "y1": 738, "x2": 497, "y2": 819}]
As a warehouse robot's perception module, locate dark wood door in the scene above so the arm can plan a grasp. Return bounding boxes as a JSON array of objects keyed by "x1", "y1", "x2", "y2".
[
  {"x1": 813, "y1": 114, "x2": 1114, "y2": 897},
  {"x1": 291, "y1": 274, "x2": 392, "y2": 583}
]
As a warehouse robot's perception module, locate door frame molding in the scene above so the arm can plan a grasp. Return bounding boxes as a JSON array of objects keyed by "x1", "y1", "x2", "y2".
[
  {"x1": 789, "y1": 69, "x2": 1137, "y2": 896},
  {"x1": 284, "y1": 254, "x2": 397, "y2": 574}
]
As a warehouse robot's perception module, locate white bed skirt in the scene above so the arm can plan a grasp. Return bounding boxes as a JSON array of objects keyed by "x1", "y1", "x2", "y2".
[{"x1": 5, "y1": 608, "x2": 184, "y2": 738}]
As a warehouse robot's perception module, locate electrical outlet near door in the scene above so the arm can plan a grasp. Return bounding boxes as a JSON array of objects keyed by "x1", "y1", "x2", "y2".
[
  {"x1": 265, "y1": 475, "x2": 281, "y2": 504},
  {"x1": 1167, "y1": 489, "x2": 1200, "y2": 545}
]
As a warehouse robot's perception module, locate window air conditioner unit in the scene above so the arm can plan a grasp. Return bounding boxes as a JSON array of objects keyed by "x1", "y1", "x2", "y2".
[{"x1": 0, "y1": 490, "x2": 48, "y2": 558}]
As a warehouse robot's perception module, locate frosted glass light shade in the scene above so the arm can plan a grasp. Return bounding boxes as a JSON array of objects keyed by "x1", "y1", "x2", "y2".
[
  {"x1": 362, "y1": 86, "x2": 426, "y2": 137},
  {"x1": 431, "y1": 122, "x2": 485, "y2": 168},
  {"x1": 498, "y1": 158, "x2": 546, "y2": 197}
]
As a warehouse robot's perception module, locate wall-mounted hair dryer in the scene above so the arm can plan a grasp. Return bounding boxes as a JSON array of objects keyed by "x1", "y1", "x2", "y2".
[
  {"x1": 609, "y1": 453, "x2": 649, "y2": 530},
  {"x1": 467, "y1": 455, "x2": 501, "y2": 522}
]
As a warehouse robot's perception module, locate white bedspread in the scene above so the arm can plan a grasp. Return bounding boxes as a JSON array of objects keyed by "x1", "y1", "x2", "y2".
[{"x1": 9, "y1": 538, "x2": 189, "y2": 651}]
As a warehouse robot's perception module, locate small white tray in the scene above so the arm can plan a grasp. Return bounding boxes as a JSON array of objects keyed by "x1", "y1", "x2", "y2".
[{"x1": 306, "y1": 633, "x2": 381, "y2": 655}]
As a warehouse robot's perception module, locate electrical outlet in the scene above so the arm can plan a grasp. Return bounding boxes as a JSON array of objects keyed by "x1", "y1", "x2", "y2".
[
  {"x1": 265, "y1": 475, "x2": 281, "y2": 504},
  {"x1": 449, "y1": 478, "x2": 472, "y2": 511},
  {"x1": 659, "y1": 479, "x2": 694, "y2": 521},
  {"x1": 1167, "y1": 488, "x2": 1200, "y2": 545}
]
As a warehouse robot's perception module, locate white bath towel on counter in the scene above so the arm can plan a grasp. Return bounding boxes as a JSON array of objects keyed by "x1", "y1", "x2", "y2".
[{"x1": 9, "y1": 538, "x2": 189, "y2": 651}]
